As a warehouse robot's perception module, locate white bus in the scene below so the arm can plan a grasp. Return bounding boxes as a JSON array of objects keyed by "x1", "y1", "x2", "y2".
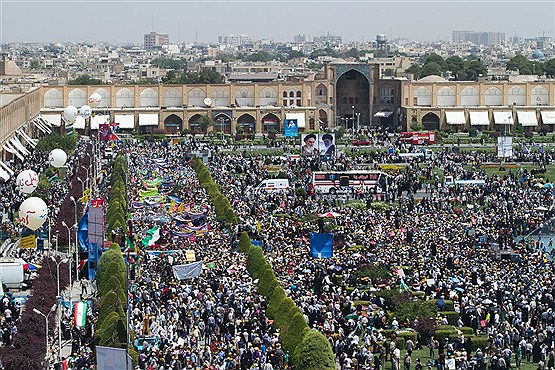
[{"x1": 312, "y1": 170, "x2": 390, "y2": 195}]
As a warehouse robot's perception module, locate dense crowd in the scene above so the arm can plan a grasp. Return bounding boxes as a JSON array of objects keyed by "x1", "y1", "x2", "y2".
[{"x1": 4, "y1": 134, "x2": 555, "y2": 370}]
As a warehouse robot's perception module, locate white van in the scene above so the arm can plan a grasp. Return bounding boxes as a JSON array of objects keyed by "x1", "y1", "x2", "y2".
[{"x1": 254, "y1": 179, "x2": 290, "y2": 192}]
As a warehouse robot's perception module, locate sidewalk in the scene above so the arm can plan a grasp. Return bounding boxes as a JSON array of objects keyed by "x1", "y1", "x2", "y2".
[{"x1": 48, "y1": 279, "x2": 90, "y2": 367}]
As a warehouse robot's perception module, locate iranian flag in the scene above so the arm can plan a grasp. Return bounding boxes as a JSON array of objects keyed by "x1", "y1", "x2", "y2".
[{"x1": 74, "y1": 301, "x2": 87, "y2": 327}]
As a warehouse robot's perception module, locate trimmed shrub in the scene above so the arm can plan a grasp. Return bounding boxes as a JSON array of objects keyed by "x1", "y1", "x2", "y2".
[
  {"x1": 434, "y1": 329, "x2": 457, "y2": 342},
  {"x1": 238, "y1": 231, "x2": 252, "y2": 253},
  {"x1": 280, "y1": 312, "x2": 309, "y2": 363},
  {"x1": 459, "y1": 326, "x2": 474, "y2": 335},
  {"x1": 297, "y1": 330, "x2": 335, "y2": 370},
  {"x1": 441, "y1": 311, "x2": 460, "y2": 325}
]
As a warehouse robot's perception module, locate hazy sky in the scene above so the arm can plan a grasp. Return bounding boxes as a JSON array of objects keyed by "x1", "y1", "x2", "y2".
[{"x1": 1, "y1": 0, "x2": 554, "y2": 44}]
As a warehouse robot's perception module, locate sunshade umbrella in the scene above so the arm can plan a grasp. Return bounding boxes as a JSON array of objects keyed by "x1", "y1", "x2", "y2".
[
  {"x1": 318, "y1": 212, "x2": 341, "y2": 218},
  {"x1": 543, "y1": 183, "x2": 554, "y2": 189},
  {"x1": 482, "y1": 298, "x2": 494, "y2": 305}
]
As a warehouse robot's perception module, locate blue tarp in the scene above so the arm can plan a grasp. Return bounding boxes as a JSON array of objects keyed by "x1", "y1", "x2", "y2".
[
  {"x1": 78, "y1": 209, "x2": 89, "y2": 252},
  {"x1": 310, "y1": 233, "x2": 333, "y2": 258}
]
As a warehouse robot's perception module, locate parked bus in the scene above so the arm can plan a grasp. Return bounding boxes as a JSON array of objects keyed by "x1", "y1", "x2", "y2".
[{"x1": 312, "y1": 170, "x2": 390, "y2": 195}]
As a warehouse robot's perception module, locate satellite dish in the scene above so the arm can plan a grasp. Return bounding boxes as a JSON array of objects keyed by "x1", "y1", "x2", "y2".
[{"x1": 204, "y1": 98, "x2": 212, "y2": 107}]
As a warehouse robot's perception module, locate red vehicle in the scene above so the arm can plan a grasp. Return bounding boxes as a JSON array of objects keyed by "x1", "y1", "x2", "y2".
[
  {"x1": 399, "y1": 131, "x2": 437, "y2": 145},
  {"x1": 351, "y1": 138, "x2": 371, "y2": 146}
]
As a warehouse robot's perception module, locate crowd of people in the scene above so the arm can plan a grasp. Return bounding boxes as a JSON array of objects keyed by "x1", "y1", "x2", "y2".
[{"x1": 4, "y1": 133, "x2": 555, "y2": 370}]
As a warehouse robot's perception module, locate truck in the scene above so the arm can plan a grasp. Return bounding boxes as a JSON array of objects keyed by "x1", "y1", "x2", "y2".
[
  {"x1": 253, "y1": 179, "x2": 290, "y2": 192},
  {"x1": 0, "y1": 258, "x2": 25, "y2": 289},
  {"x1": 399, "y1": 131, "x2": 437, "y2": 145}
]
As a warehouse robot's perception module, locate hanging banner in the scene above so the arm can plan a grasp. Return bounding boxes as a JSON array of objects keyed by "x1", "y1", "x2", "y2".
[{"x1": 20, "y1": 235, "x2": 36, "y2": 249}]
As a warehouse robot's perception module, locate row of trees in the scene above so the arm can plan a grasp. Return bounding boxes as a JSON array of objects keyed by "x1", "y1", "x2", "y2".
[
  {"x1": 105, "y1": 154, "x2": 128, "y2": 237},
  {"x1": 189, "y1": 157, "x2": 238, "y2": 227},
  {"x1": 94, "y1": 153, "x2": 138, "y2": 364},
  {"x1": 406, "y1": 53, "x2": 488, "y2": 81},
  {"x1": 407, "y1": 53, "x2": 555, "y2": 80},
  {"x1": 189, "y1": 156, "x2": 334, "y2": 369},
  {"x1": 239, "y1": 232, "x2": 335, "y2": 369},
  {"x1": 0, "y1": 258, "x2": 70, "y2": 369}
]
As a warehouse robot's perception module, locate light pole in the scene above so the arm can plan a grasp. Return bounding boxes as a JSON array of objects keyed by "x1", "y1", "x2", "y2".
[
  {"x1": 352, "y1": 105, "x2": 355, "y2": 132},
  {"x1": 80, "y1": 165, "x2": 91, "y2": 190},
  {"x1": 218, "y1": 117, "x2": 224, "y2": 141},
  {"x1": 61, "y1": 221, "x2": 77, "y2": 298},
  {"x1": 33, "y1": 304, "x2": 57, "y2": 367},
  {"x1": 69, "y1": 196, "x2": 79, "y2": 281},
  {"x1": 76, "y1": 177, "x2": 85, "y2": 197},
  {"x1": 51, "y1": 256, "x2": 68, "y2": 362}
]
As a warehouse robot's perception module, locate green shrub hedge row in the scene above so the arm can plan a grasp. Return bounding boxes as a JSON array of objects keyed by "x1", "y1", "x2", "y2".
[
  {"x1": 189, "y1": 158, "x2": 238, "y2": 227},
  {"x1": 106, "y1": 154, "x2": 128, "y2": 236},
  {"x1": 189, "y1": 157, "x2": 334, "y2": 369},
  {"x1": 94, "y1": 153, "x2": 138, "y2": 365},
  {"x1": 241, "y1": 233, "x2": 335, "y2": 369}
]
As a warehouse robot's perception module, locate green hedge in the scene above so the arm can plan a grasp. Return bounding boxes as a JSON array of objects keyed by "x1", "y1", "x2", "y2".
[
  {"x1": 467, "y1": 335, "x2": 491, "y2": 351},
  {"x1": 297, "y1": 330, "x2": 335, "y2": 370}
]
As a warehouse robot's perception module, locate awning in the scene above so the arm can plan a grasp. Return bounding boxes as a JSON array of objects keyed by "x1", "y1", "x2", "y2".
[
  {"x1": 517, "y1": 111, "x2": 538, "y2": 127},
  {"x1": 32, "y1": 118, "x2": 50, "y2": 134},
  {"x1": 0, "y1": 160, "x2": 14, "y2": 176},
  {"x1": 493, "y1": 111, "x2": 513, "y2": 125},
  {"x1": 91, "y1": 115, "x2": 109, "y2": 130},
  {"x1": 17, "y1": 130, "x2": 37, "y2": 147},
  {"x1": 114, "y1": 114, "x2": 135, "y2": 129},
  {"x1": 139, "y1": 113, "x2": 159, "y2": 126},
  {"x1": 445, "y1": 111, "x2": 466, "y2": 125},
  {"x1": 73, "y1": 116, "x2": 86, "y2": 130},
  {"x1": 10, "y1": 137, "x2": 30, "y2": 156},
  {"x1": 374, "y1": 111, "x2": 393, "y2": 118},
  {"x1": 42, "y1": 114, "x2": 62, "y2": 127},
  {"x1": 285, "y1": 113, "x2": 305, "y2": 128},
  {"x1": 0, "y1": 165, "x2": 9, "y2": 181},
  {"x1": 2, "y1": 142, "x2": 24, "y2": 161},
  {"x1": 469, "y1": 111, "x2": 490, "y2": 126},
  {"x1": 541, "y1": 111, "x2": 555, "y2": 125}
]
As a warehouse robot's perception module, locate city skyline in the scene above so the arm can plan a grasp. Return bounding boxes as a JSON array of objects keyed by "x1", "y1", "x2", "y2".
[{"x1": 0, "y1": 0, "x2": 554, "y2": 45}]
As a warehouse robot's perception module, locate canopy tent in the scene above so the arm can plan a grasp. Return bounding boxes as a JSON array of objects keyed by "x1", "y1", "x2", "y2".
[{"x1": 317, "y1": 212, "x2": 341, "y2": 218}]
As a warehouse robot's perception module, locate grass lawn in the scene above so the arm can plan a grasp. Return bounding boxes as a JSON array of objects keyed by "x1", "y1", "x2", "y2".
[{"x1": 385, "y1": 348, "x2": 539, "y2": 370}]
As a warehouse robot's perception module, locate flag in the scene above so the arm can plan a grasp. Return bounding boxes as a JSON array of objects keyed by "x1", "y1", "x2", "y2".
[
  {"x1": 522, "y1": 143, "x2": 530, "y2": 154},
  {"x1": 541, "y1": 143, "x2": 545, "y2": 153},
  {"x1": 48, "y1": 172, "x2": 59, "y2": 183},
  {"x1": 141, "y1": 227, "x2": 160, "y2": 247},
  {"x1": 73, "y1": 301, "x2": 87, "y2": 327},
  {"x1": 172, "y1": 261, "x2": 203, "y2": 280},
  {"x1": 99, "y1": 124, "x2": 110, "y2": 140}
]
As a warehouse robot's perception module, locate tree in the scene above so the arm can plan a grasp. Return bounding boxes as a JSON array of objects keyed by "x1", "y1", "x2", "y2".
[
  {"x1": 197, "y1": 114, "x2": 213, "y2": 133},
  {"x1": 29, "y1": 60, "x2": 40, "y2": 70},
  {"x1": 297, "y1": 331, "x2": 335, "y2": 370},
  {"x1": 181, "y1": 69, "x2": 224, "y2": 84},
  {"x1": 464, "y1": 60, "x2": 487, "y2": 81},
  {"x1": 545, "y1": 58, "x2": 555, "y2": 78},
  {"x1": 244, "y1": 51, "x2": 275, "y2": 62},
  {"x1": 424, "y1": 53, "x2": 446, "y2": 70},
  {"x1": 406, "y1": 64, "x2": 423, "y2": 80},
  {"x1": 445, "y1": 56, "x2": 465, "y2": 80},
  {"x1": 420, "y1": 62, "x2": 443, "y2": 78},
  {"x1": 68, "y1": 74, "x2": 105, "y2": 85}
]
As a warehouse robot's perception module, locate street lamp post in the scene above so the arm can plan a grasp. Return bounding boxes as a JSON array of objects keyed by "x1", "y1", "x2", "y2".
[
  {"x1": 76, "y1": 177, "x2": 85, "y2": 197},
  {"x1": 61, "y1": 221, "x2": 77, "y2": 298},
  {"x1": 80, "y1": 165, "x2": 91, "y2": 191},
  {"x1": 352, "y1": 105, "x2": 355, "y2": 132},
  {"x1": 33, "y1": 304, "x2": 57, "y2": 368},
  {"x1": 51, "y1": 257, "x2": 68, "y2": 361}
]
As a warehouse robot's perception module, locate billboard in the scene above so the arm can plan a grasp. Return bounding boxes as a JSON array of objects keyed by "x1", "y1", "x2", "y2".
[
  {"x1": 301, "y1": 133, "x2": 336, "y2": 156},
  {"x1": 497, "y1": 136, "x2": 513, "y2": 158},
  {"x1": 284, "y1": 119, "x2": 298, "y2": 137}
]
